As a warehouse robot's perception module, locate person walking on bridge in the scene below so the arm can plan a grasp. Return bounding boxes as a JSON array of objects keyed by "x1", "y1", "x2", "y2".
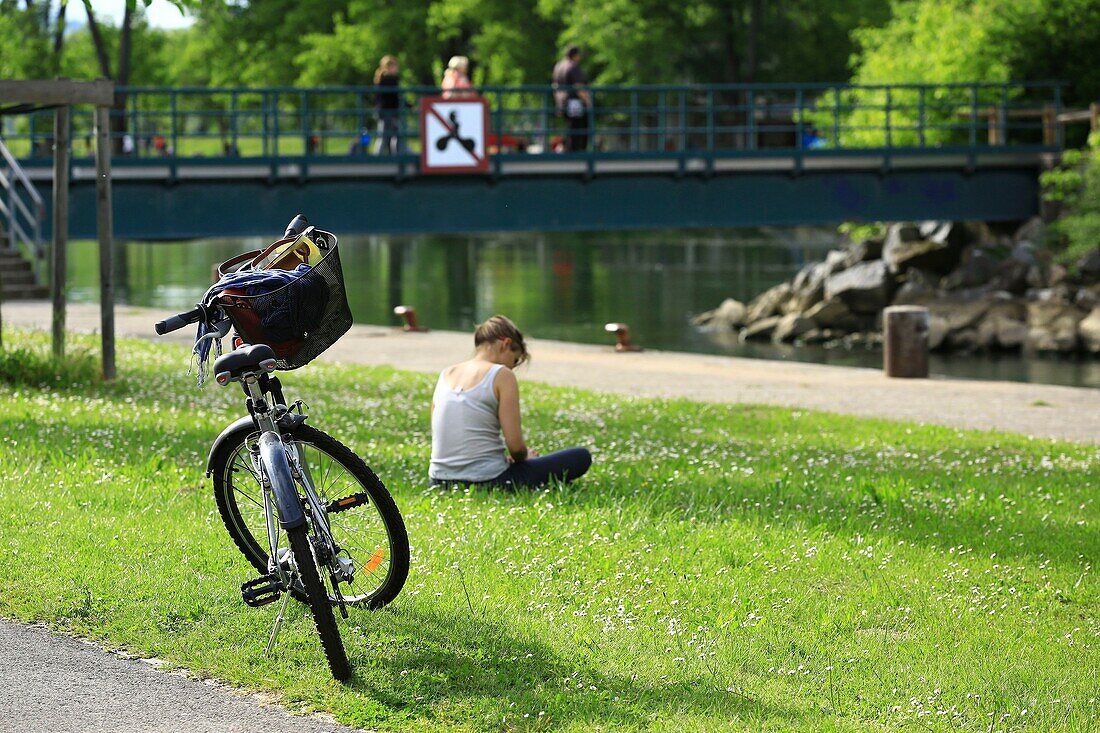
[
  {"x1": 552, "y1": 46, "x2": 591, "y2": 152},
  {"x1": 429, "y1": 315, "x2": 592, "y2": 490},
  {"x1": 373, "y1": 55, "x2": 404, "y2": 155}
]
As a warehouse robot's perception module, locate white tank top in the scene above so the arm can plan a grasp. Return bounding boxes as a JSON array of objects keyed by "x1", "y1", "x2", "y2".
[{"x1": 429, "y1": 364, "x2": 509, "y2": 482}]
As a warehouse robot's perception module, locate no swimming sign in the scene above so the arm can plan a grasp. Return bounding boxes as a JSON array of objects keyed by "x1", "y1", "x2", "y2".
[{"x1": 419, "y1": 97, "x2": 490, "y2": 174}]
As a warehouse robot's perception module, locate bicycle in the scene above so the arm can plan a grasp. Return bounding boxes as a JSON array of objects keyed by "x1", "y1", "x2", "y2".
[{"x1": 155, "y1": 215, "x2": 410, "y2": 681}]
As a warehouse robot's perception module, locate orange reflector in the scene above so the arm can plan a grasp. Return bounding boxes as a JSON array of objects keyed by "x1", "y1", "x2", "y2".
[
  {"x1": 363, "y1": 548, "x2": 385, "y2": 574},
  {"x1": 338, "y1": 497, "x2": 356, "y2": 506}
]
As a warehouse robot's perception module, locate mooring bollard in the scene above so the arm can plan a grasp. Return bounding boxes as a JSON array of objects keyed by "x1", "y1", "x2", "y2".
[
  {"x1": 393, "y1": 305, "x2": 428, "y2": 332},
  {"x1": 883, "y1": 305, "x2": 929, "y2": 378},
  {"x1": 604, "y1": 322, "x2": 643, "y2": 352}
]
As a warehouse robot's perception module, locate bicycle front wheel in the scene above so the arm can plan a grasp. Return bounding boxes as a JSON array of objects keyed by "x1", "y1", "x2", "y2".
[
  {"x1": 286, "y1": 523, "x2": 351, "y2": 681},
  {"x1": 211, "y1": 423, "x2": 410, "y2": 608}
]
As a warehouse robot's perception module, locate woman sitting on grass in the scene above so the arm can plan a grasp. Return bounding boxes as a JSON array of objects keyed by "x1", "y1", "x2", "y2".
[{"x1": 429, "y1": 315, "x2": 592, "y2": 489}]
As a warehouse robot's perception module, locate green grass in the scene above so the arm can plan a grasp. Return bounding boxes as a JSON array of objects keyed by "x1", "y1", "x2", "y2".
[{"x1": 1, "y1": 329, "x2": 1097, "y2": 732}]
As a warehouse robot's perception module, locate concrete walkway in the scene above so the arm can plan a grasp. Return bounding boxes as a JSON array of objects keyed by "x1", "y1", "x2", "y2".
[{"x1": 5, "y1": 301, "x2": 1099, "y2": 444}]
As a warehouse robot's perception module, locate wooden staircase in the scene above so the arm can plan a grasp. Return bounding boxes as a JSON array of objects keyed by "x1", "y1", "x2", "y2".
[{"x1": 0, "y1": 249, "x2": 48, "y2": 299}]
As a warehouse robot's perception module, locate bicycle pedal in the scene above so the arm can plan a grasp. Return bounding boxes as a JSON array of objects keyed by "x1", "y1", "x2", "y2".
[
  {"x1": 241, "y1": 574, "x2": 284, "y2": 607},
  {"x1": 326, "y1": 492, "x2": 369, "y2": 514}
]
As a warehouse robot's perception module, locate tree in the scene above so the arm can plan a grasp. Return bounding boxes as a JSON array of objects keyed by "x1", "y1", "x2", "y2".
[{"x1": 833, "y1": 0, "x2": 1100, "y2": 148}]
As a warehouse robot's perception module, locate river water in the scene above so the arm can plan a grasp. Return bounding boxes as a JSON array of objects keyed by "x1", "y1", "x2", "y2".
[{"x1": 66, "y1": 229, "x2": 1100, "y2": 389}]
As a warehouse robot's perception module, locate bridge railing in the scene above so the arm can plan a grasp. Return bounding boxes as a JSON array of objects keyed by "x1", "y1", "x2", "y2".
[{"x1": 1, "y1": 81, "x2": 1065, "y2": 166}]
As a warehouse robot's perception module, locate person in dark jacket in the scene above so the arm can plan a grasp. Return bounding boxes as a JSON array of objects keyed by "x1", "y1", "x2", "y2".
[
  {"x1": 374, "y1": 55, "x2": 404, "y2": 155},
  {"x1": 551, "y1": 46, "x2": 591, "y2": 152}
]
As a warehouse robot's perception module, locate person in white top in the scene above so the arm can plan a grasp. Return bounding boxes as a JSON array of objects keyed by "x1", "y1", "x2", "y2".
[{"x1": 429, "y1": 315, "x2": 592, "y2": 489}]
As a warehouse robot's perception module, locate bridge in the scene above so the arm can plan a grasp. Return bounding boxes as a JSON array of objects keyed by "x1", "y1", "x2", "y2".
[{"x1": 1, "y1": 81, "x2": 1071, "y2": 239}]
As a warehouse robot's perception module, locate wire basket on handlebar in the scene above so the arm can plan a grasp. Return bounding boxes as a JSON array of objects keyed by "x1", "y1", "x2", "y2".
[{"x1": 216, "y1": 231, "x2": 352, "y2": 370}]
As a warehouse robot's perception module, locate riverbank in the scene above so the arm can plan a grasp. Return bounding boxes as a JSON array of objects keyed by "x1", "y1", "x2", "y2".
[{"x1": 4, "y1": 300, "x2": 1100, "y2": 443}]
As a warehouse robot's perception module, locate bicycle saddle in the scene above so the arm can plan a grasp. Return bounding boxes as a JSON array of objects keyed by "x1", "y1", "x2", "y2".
[{"x1": 214, "y1": 343, "x2": 278, "y2": 385}]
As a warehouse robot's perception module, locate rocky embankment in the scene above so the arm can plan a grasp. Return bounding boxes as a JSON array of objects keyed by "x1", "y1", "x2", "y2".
[{"x1": 693, "y1": 219, "x2": 1100, "y2": 355}]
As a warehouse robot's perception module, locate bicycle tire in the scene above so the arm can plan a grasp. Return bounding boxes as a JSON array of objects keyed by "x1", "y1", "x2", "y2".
[
  {"x1": 286, "y1": 523, "x2": 351, "y2": 681},
  {"x1": 211, "y1": 423, "x2": 410, "y2": 609}
]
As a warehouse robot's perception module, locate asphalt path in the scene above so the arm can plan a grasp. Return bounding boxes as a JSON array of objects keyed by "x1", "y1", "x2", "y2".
[{"x1": 0, "y1": 620, "x2": 367, "y2": 733}]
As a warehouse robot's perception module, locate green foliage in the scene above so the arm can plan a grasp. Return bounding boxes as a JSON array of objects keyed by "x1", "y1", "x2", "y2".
[
  {"x1": 1045, "y1": 133, "x2": 1100, "y2": 267},
  {"x1": 0, "y1": 340, "x2": 99, "y2": 389},
  {"x1": 830, "y1": 0, "x2": 1100, "y2": 148},
  {"x1": 838, "y1": 221, "x2": 886, "y2": 243}
]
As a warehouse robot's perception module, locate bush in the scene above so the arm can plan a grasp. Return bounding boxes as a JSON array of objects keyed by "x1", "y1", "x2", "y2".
[
  {"x1": 1043, "y1": 132, "x2": 1100, "y2": 269},
  {"x1": 0, "y1": 341, "x2": 99, "y2": 388}
]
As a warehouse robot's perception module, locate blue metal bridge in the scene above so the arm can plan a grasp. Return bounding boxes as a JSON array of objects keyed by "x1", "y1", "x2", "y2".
[{"x1": 2, "y1": 81, "x2": 1067, "y2": 239}]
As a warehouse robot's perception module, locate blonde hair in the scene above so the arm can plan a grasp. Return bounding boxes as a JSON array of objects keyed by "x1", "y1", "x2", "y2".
[
  {"x1": 447, "y1": 55, "x2": 469, "y2": 72},
  {"x1": 474, "y1": 315, "x2": 529, "y2": 366},
  {"x1": 374, "y1": 55, "x2": 398, "y2": 84}
]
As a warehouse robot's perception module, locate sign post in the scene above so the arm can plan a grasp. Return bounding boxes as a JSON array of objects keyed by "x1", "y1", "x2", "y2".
[{"x1": 419, "y1": 97, "x2": 490, "y2": 174}]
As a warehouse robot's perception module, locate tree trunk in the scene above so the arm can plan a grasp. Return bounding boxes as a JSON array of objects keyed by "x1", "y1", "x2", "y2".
[
  {"x1": 51, "y1": 1, "x2": 66, "y2": 76},
  {"x1": 745, "y1": 0, "x2": 763, "y2": 83},
  {"x1": 722, "y1": 3, "x2": 743, "y2": 83},
  {"x1": 83, "y1": 5, "x2": 114, "y2": 79},
  {"x1": 111, "y1": 1, "x2": 135, "y2": 156}
]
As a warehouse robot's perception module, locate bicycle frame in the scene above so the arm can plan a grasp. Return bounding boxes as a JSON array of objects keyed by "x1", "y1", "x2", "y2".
[{"x1": 239, "y1": 371, "x2": 340, "y2": 587}]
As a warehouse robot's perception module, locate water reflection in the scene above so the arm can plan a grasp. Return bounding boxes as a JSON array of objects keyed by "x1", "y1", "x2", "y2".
[{"x1": 65, "y1": 230, "x2": 1100, "y2": 389}]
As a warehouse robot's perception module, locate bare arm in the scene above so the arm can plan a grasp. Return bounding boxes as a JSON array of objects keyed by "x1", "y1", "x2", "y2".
[{"x1": 495, "y1": 368, "x2": 528, "y2": 462}]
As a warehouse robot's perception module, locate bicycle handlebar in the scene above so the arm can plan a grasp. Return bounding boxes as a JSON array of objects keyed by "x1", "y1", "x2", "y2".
[
  {"x1": 155, "y1": 305, "x2": 204, "y2": 335},
  {"x1": 284, "y1": 214, "x2": 309, "y2": 239}
]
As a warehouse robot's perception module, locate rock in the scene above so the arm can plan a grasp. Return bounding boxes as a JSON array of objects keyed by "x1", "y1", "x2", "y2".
[
  {"x1": 772, "y1": 313, "x2": 815, "y2": 343},
  {"x1": 824, "y1": 249, "x2": 849, "y2": 274},
  {"x1": 893, "y1": 268, "x2": 940, "y2": 305},
  {"x1": 744, "y1": 283, "x2": 792, "y2": 324},
  {"x1": 843, "y1": 237, "x2": 884, "y2": 268},
  {"x1": 883, "y1": 222, "x2": 966, "y2": 275},
  {"x1": 1011, "y1": 240, "x2": 1038, "y2": 266},
  {"x1": 990, "y1": 257, "x2": 1030, "y2": 295},
  {"x1": 942, "y1": 247, "x2": 998, "y2": 291},
  {"x1": 975, "y1": 299, "x2": 1028, "y2": 350},
  {"x1": 739, "y1": 316, "x2": 782, "y2": 341},
  {"x1": 946, "y1": 327, "x2": 980, "y2": 351},
  {"x1": 824, "y1": 260, "x2": 893, "y2": 314},
  {"x1": 691, "y1": 298, "x2": 746, "y2": 330},
  {"x1": 1049, "y1": 264, "x2": 1069, "y2": 286},
  {"x1": 1075, "y1": 286, "x2": 1100, "y2": 311},
  {"x1": 928, "y1": 315, "x2": 949, "y2": 350},
  {"x1": 1026, "y1": 301, "x2": 1086, "y2": 352},
  {"x1": 804, "y1": 297, "x2": 861, "y2": 331},
  {"x1": 1013, "y1": 216, "x2": 1046, "y2": 245},
  {"x1": 1080, "y1": 307, "x2": 1100, "y2": 352},
  {"x1": 1077, "y1": 249, "x2": 1100, "y2": 281},
  {"x1": 799, "y1": 328, "x2": 832, "y2": 344},
  {"x1": 919, "y1": 220, "x2": 970, "y2": 249}
]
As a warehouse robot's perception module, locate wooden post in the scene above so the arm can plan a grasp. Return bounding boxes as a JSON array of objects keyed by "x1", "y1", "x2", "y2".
[
  {"x1": 883, "y1": 306, "x2": 929, "y2": 378},
  {"x1": 1042, "y1": 105, "x2": 1056, "y2": 146},
  {"x1": 51, "y1": 105, "x2": 70, "y2": 360},
  {"x1": 95, "y1": 105, "x2": 115, "y2": 380},
  {"x1": 1091, "y1": 102, "x2": 1099, "y2": 134}
]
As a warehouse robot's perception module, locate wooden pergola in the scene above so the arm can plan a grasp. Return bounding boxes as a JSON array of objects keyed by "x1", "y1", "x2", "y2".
[{"x1": 0, "y1": 79, "x2": 116, "y2": 379}]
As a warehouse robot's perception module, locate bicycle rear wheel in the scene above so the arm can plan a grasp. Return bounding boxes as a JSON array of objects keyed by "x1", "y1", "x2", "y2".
[{"x1": 211, "y1": 423, "x2": 409, "y2": 608}]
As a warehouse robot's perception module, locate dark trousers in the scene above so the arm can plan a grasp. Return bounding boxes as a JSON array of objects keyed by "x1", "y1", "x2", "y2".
[
  {"x1": 566, "y1": 114, "x2": 589, "y2": 152},
  {"x1": 432, "y1": 447, "x2": 592, "y2": 490}
]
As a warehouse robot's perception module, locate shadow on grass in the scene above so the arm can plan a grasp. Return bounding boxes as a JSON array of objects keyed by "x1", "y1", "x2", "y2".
[{"x1": 346, "y1": 605, "x2": 819, "y2": 729}]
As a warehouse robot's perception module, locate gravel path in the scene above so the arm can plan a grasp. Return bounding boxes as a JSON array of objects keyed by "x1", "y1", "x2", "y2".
[
  {"x1": 5, "y1": 301, "x2": 1099, "y2": 444},
  {"x1": 0, "y1": 620, "x2": 367, "y2": 733},
  {"x1": 1, "y1": 300, "x2": 1097, "y2": 730}
]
